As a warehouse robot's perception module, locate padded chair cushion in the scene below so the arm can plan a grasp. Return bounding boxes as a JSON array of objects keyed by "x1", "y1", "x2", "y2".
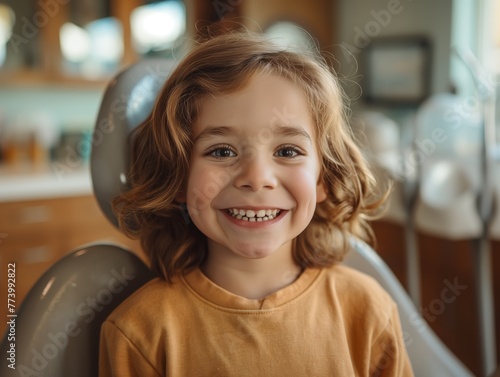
[
  {"x1": 0, "y1": 244, "x2": 155, "y2": 377},
  {"x1": 91, "y1": 59, "x2": 176, "y2": 229}
]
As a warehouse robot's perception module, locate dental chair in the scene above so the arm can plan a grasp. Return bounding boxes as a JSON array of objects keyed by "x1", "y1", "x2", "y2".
[{"x1": 0, "y1": 59, "x2": 474, "y2": 377}]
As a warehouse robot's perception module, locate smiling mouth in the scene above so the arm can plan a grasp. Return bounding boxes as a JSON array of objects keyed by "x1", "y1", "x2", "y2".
[{"x1": 226, "y1": 208, "x2": 282, "y2": 222}]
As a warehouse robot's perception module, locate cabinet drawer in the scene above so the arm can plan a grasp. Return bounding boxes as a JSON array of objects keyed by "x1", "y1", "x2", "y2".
[
  {"x1": 0, "y1": 199, "x2": 67, "y2": 234},
  {"x1": 0, "y1": 203, "x2": 54, "y2": 232},
  {"x1": 1, "y1": 227, "x2": 65, "y2": 263}
]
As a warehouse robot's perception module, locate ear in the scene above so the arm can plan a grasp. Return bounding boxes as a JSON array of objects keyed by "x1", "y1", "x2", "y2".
[{"x1": 316, "y1": 180, "x2": 327, "y2": 203}]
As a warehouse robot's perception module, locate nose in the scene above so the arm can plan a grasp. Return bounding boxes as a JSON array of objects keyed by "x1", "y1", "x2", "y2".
[{"x1": 233, "y1": 151, "x2": 278, "y2": 191}]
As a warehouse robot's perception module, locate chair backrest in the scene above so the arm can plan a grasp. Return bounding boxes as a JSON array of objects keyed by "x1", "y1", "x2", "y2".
[
  {"x1": 344, "y1": 239, "x2": 474, "y2": 377},
  {"x1": 91, "y1": 58, "x2": 176, "y2": 228},
  {"x1": 0, "y1": 243, "x2": 156, "y2": 377}
]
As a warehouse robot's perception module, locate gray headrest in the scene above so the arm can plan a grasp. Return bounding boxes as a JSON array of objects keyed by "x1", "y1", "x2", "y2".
[{"x1": 91, "y1": 58, "x2": 176, "y2": 228}]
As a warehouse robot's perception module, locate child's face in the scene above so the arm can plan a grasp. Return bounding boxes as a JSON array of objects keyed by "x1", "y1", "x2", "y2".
[{"x1": 185, "y1": 72, "x2": 327, "y2": 261}]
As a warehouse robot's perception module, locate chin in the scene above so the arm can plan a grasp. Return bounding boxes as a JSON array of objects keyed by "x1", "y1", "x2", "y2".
[{"x1": 232, "y1": 244, "x2": 277, "y2": 259}]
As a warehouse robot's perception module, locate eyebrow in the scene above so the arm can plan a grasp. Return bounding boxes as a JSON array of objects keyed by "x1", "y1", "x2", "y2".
[
  {"x1": 270, "y1": 124, "x2": 312, "y2": 143},
  {"x1": 193, "y1": 124, "x2": 312, "y2": 143},
  {"x1": 194, "y1": 126, "x2": 235, "y2": 143}
]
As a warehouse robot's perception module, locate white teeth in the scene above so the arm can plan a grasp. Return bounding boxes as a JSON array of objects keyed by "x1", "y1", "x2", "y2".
[{"x1": 227, "y1": 208, "x2": 281, "y2": 222}]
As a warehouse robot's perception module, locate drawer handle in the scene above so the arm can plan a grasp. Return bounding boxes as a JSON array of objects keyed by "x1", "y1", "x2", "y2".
[
  {"x1": 22, "y1": 246, "x2": 53, "y2": 264},
  {"x1": 20, "y1": 206, "x2": 51, "y2": 223}
]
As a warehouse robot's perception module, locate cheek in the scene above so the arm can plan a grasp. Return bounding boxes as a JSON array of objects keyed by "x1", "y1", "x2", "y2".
[
  {"x1": 288, "y1": 167, "x2": 321, "y2": 202},
  {"x1": 186, "y1": 166, "x2": 208, "y2": 213},
  {"x1": 186, "y1": 166, "x2": 225, "y2": 212}
]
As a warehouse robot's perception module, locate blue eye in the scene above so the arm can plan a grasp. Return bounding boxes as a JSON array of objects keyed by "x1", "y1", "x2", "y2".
[{"x1": 275, "y1": 146, "x2": 302, "y2": 158}]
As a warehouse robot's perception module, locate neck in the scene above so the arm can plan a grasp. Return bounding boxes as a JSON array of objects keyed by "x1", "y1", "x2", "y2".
[{"x1": 201, "y1": 242, "x2": 303, "y2": 300}]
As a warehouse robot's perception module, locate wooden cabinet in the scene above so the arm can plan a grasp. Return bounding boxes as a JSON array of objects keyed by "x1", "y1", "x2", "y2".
[
  {"x1": 372, "y1": 220, "x2": 500, "y2": 377},
  {"x1": 188, "y1": 0, "x2": 336, "y2": 49},
  {"x1": 1, "y1": 0, "x2": 149, "y2": 85},
  {"x1": 0, "y1": 194, "x2": 143, "y2": 336},
  {"x1": 1, "y1": 0, "x2": 337, "y2": 85},
  {"x1": 241, "y1": 0, "x2": 335, "y2": 50}
]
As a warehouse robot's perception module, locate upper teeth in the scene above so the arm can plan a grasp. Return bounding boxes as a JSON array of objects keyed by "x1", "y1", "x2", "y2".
[{"x1": 228, "y1": 208, "x2": 281, "y2": 222}]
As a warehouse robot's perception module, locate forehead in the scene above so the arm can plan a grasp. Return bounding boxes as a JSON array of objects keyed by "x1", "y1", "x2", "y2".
[{"x1": 193, "y1": 72, "x2": 315, "y2": 139}]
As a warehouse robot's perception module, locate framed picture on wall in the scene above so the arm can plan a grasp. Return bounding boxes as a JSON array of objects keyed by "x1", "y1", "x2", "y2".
[{"x1": 362, "y1": 37, "x2": 431, "y2": 106}]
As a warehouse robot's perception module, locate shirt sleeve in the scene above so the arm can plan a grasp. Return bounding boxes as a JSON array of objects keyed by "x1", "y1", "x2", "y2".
[
  {"x1": 369, "y1": 303, "x2": 414, "y2": 377},
  {"x1": 99, "y1": 320, "x2": 162, "y2": 377}
]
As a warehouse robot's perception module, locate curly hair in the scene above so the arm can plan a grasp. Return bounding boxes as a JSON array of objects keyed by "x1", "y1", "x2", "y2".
[{"x1": 113, "y1": 31, "x2": 385, "y2": 281}]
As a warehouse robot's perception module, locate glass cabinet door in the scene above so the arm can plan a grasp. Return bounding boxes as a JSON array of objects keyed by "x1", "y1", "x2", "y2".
[
  {"x1": 0, "y1": 0, "x2": 187, "y2": 83},
  {"x1": 130, "y1": 0, "x2": 186, "y2": 58},
  {"x1": 1, "y1": 1, "x2": 41, "y2": 71},
  {"x1": 60, "y1": 0, "x2": 122, "y2": 79}
]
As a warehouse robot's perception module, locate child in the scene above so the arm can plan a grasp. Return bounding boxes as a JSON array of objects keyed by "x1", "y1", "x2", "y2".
[{"x1": 99, "y1": 31, "x2": 413, "y2": 377}]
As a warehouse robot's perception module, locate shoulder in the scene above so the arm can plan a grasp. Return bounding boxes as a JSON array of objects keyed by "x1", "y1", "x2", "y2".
[
  {"x1": 104, "y1": 275, "x2": 186, "y2": 331},
  {"x1": 323, "y1": 263, "x2": 394, "y2": 300},
  {"x1": 318, "y1": 264, "x2": 397, "y2": 327},
  {"x1": 318, "y1": 266, "x2": 413, "y2": 375}
]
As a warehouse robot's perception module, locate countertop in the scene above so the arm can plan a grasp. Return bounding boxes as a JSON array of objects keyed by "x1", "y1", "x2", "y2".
[{"x1": 0, "y1": 163, "x2": 93, "y2": 202}]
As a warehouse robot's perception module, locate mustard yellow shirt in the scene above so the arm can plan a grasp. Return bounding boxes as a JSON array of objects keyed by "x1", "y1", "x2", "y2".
[{"x1": 99, "y1": 264, "x2": 414, "y2": 376}]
